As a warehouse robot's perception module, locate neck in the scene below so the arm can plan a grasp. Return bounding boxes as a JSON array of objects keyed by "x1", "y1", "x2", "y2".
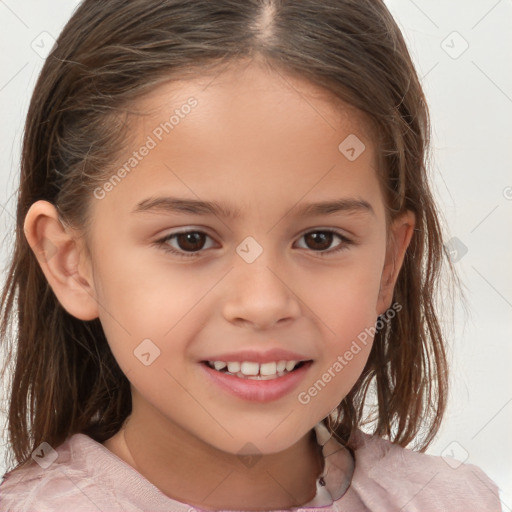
[{"x1": 104, "y1": 404, "x2": 325, "y2": 510}]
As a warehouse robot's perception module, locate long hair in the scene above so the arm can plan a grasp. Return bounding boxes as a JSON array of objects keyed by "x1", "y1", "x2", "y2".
[{"x1": 1, "y1": 0, "x2": 454, "y2": 471}]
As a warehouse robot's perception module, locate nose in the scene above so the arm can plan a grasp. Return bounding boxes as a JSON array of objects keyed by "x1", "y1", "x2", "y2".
[{"x1": 221, "y1": 251, "x2": 302, "y2": 330}]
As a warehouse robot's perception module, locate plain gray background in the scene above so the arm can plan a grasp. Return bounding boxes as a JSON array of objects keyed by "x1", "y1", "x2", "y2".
[{"x1": 0, "y1": 0, "x2": 511, "y2": 507}]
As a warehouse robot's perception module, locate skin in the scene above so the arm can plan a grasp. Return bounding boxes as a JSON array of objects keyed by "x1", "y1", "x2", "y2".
[{"x1": 24, "y1": 58, "x2": 414, "y2": 510}]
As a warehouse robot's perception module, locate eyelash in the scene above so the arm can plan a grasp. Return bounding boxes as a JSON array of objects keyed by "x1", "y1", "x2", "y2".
[{"x1": 154, "y1": 229, "x2": 353, "y2": 259}]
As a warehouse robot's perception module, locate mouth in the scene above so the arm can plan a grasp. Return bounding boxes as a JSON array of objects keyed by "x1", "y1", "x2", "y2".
[{"x1": 201, "y1": 359, "x2": 311, "y2": 380}]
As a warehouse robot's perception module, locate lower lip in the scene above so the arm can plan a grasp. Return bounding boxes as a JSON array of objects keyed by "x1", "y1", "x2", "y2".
[{"x1": 200, "y1": 361, "x2": 313, "y2": 402}]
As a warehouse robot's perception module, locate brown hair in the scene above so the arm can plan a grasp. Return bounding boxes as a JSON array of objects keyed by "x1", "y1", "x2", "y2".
[{"x1": 0, "y1": 0, "x2": 455, "y2": 472}]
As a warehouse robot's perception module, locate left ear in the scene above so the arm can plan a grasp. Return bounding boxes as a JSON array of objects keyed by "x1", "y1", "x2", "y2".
[{"x1": 376, "y1": 210, "x2": 416, "y2": 316}]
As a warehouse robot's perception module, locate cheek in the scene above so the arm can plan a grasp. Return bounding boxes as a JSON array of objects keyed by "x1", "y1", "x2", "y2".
[
  {"x1": 293, "y1": 252, "x2": 384, "y2": 416},
  {"x1": 91, "y1": 243, "x2": 211, "y2": 371},
  {"x1": 92, "y1": 238, "x2": 182, "y2": 325},
  {"x1": 306, "y1": 248, "x2": 385, "y2": 332}
]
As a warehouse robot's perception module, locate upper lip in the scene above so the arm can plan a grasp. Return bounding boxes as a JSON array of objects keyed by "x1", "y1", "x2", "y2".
[{"x1": 201, "y1": 348, "x2": 312, "y2": 364}]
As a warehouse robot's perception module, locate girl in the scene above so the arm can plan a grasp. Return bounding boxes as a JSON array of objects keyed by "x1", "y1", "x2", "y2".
[{"x1": 0, "y1": 0, "x2": 501, "y2": 510}]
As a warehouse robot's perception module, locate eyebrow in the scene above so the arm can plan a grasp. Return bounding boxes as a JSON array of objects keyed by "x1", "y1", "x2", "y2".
[{"x1": 131, "y1": 196, "x2": 375, "y2": 219}]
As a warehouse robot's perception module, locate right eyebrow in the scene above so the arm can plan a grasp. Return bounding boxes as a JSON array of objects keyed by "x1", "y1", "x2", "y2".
[{"x1": 131, "y1": 196, "x2": 375, "y2": 220}]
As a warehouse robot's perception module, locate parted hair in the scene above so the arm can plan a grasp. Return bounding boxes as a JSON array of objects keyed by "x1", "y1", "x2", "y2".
[{"x1": 0, "y1": 0, "x2": 454, "y2": 471}]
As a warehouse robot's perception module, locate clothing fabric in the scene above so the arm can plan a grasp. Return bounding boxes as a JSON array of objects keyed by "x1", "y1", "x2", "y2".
[{"x1": 0, "y1": 422, "x2": 501, "y2": 511}]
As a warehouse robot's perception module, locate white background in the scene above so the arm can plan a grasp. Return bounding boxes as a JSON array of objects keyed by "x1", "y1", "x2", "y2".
[{"x1": 0, "y1": 0, "x2": 511, "y2": 508}]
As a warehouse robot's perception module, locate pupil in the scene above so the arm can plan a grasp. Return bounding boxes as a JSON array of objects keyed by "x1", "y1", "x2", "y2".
[
  {"x1": 306, "y1": 232, "x2": 332, "y2": 250},
  {"x1": 178, "y1": 232, "x2": 204, "y2": 251}
]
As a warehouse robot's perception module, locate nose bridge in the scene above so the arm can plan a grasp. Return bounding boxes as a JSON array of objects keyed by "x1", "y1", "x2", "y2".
[
  {"x1": 234, "y1": 236, "x2": 288, "y2": 297},
  {"x1": 221, "y1": 236, "x2": 301, "y2": 328}
]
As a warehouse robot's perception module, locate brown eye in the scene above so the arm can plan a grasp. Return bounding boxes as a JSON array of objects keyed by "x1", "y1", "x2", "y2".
[
  {"x1": 174, "y1": 232, "x2": 207, "y2": 252},
  {"x1": 303, "y1": 231, "x2": 334, "y2": 251},
  {"x1": 157, "y1": 230, "x2": 216, "y2": 258},
  {"x1": 295, "y1": 230, "x2": 352, "y2": 256}
]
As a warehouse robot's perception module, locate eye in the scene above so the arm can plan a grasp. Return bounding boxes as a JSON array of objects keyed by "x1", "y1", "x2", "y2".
[
  {"x1": 155, "y1": 228, "x2": 353, "y2": 259},
  {"x1": 294, "y1": 230, "x2": 352, "y2": 256},
  {"x1": 156, "y1": 230, "x2": 216, "y2": 258}
]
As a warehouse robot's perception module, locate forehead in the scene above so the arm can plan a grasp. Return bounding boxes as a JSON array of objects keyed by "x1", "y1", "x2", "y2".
[
  {"x1": 94, "y1": 60, "x2": 385, "y2": 221},
  {"x1": 134, "y1": 59, "x2": 374, "y2": 144}
]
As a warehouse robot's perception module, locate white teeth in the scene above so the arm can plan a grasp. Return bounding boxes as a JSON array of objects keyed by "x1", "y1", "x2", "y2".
[
  {"x1": 227, "y1": 361, "x2": 241, "y2": 373},
  {"x1": 285, "y1": 360, "x2": 297, "y2": 372},
  {"x1": 260, "y1": 362, "x2": 277, "y2": 376},
  {"x1": 240, "y1": 361, "x2": 259, "y2": 376},
  {"x1": 244, "y1": 373, "x2": 282, "y2": 380},
  {"x1": 276, "y1": 360, "x2": 287, "y2": 373},
  {"x1": 207, "y1": 359, "x2": 304, "y2": 378}
]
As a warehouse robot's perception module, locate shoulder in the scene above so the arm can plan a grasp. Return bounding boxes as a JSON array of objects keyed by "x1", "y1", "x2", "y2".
[
  {"x1": 0, "y1": 434, "x2": 135, "y2": 512},
  {"x1": 0, "y1": 434, "x2": 191, "y2": 512},
  {"x1": 346, "y1": 430, "x2": 502, "y2": 512}
]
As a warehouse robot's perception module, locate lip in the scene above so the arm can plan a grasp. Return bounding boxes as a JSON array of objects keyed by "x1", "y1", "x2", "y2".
[
  {"x1": 200, "y1": 360, "x2": 313, "y2": 402},
  {"x1": 200, "y1": 348, "x2": 311, "y2": 364}
]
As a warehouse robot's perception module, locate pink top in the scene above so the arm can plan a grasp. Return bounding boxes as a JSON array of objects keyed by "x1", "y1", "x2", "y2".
[{"x1": 0, "y1": 422, "x2": 501, "y2": 511}]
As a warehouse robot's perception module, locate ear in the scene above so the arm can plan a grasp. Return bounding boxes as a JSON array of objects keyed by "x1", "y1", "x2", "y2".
[
  {"x1": 23, "y1": 200, "x2": 99, "y2": 321},
  {"x1": 376, "y1": 210, "x2": 415, "y2": 316}
]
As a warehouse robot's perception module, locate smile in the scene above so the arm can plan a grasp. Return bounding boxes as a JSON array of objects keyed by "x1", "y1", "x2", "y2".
[
  {"x1": 200, "y1": 359, "x2": 314, "y2": 402},
  {"x1": 203, "y1": 360, "x2": 307, "y2": 380}
]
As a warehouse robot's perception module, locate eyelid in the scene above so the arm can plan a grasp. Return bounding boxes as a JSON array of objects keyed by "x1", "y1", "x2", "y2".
[
  {"x1": 157, "y1": 225, "x2": 353, "y2": 241},
  {"x1": 293, "y1": 229, "x2": 353, "y2": 254},
  {"x1": 155, "y1": 225, "x2": 217, "y2": 242},
  {"x1": 157, "y1": 228, "x2": 218, "y2": 253},
  {"x1": 295, "y1": 226, "x2": 353, "y2": 241},
  {"x1": 155, "y1": 226, "x2": 354, "y2": 259}
]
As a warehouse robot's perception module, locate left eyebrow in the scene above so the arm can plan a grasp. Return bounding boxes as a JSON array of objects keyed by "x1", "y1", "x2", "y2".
[
  {"x1": 131, "y1": 196, "x2": 375, "y2": 219},
  {"x1": 294, "y1": 198, "x2": 375, "y2": 217}
]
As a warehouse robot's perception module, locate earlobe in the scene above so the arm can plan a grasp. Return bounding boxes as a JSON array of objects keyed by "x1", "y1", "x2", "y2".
[
  {"x1": 376, "y1": 210, "x2": 415, "y2": 316},
  {"x1": 23, "y1": 200, "x2": 99, "y2": 321}
]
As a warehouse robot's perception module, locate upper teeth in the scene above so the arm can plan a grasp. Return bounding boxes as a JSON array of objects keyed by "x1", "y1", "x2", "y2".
[{"x1": 209, "y1": 360, "x2": 298, "y2": 376}]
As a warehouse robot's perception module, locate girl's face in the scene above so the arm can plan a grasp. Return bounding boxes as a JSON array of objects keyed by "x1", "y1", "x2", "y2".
[{"x1": 83, "y1": 60, "x2": 413, "y2": 455}]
